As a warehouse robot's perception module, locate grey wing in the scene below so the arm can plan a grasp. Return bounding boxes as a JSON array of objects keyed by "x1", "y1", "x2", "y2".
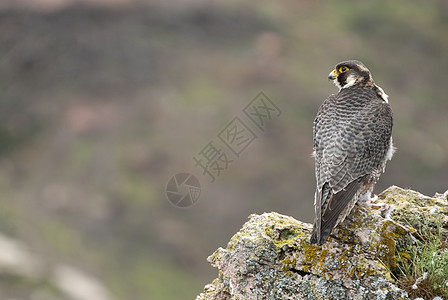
[
  {"x1": 311, "y1": 97, "x2": 393, "y2": 244},
  {"x1": 315, "y1": 99, "x2": 392, "y2": 194},
  {"x1": 310, "y1": 177, "x2": 363, "y2": 244}
]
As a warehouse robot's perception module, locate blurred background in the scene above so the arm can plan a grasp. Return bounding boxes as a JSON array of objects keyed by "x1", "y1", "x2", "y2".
[{"x1": 0, "y1": 0, "x2": 447, "y2": 299}]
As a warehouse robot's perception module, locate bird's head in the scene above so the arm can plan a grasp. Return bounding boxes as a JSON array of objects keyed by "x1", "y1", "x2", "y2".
[{"x1": 328, "y1": 60, "x2": 374, "y2": 90}]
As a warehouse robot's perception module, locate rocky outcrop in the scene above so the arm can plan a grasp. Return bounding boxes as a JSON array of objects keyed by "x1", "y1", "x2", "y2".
[{"x1": 196, "y1": 186, "x2": 448, "y2": 300}]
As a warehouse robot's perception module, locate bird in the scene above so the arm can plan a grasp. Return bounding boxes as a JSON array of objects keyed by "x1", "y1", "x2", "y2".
[{"x1": 309, "y1": 60, "x2": 395, "y2": 245}]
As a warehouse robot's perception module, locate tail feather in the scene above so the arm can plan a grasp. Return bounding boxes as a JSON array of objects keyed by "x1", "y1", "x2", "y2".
[
  {"x1": 310, "y1": 184, "x2": 329, "y2": 244},
  {"x1": 309, "y1": 178, "x2": 363, "y2": 245}
]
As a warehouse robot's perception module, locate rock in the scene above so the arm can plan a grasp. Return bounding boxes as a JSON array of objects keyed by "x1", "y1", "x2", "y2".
[{"x1": 196, "y1": 186, "x2": 448, "y2": 300}]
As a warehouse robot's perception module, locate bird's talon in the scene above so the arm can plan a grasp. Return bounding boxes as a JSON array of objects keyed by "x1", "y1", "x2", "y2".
[{"x1": 381, "y1": 204, "x2": 395, "y2": 220}]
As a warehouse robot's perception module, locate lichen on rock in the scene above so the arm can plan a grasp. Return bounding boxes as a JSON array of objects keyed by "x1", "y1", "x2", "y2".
[{"x1": 196, "y1": 186, "x2": 448, "y2": 300}]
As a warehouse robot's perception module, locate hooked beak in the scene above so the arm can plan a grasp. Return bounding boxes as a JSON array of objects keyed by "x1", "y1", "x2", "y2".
[{"x1": 328, "y1": 69, "x2": 337, "y2": 80}]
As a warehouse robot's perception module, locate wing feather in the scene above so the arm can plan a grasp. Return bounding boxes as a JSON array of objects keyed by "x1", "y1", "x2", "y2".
[
  {"x1": 310, "y1": 87, "x2": 393, "y2": 244},
  {"x1": 310, "y1": 178, "x2": 363, "y2": 244}
]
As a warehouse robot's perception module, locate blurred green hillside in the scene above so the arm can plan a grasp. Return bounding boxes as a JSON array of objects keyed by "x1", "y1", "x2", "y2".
[{"x1": 0, "y1": 0, "x2": 447, "y2": 299}]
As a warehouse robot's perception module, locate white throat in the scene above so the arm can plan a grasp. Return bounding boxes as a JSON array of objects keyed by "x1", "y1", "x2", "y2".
[
  {"x1": 332, "y1": 74, "x2": 357, "y2": 91},
  {"x1": 342, "y1": 74, "x2": 357, "y2": 89},
  {"x1": 332, "y1": 78, "x2": 342, "y2": 90}
]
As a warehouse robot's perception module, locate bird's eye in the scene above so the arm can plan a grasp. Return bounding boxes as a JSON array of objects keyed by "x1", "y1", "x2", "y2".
[{"x1": 339, "y1": 66, "x2": 349, "y2": 73}]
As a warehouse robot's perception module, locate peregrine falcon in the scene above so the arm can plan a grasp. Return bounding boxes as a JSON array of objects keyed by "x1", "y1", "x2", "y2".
[{"x1": 310, "y1": 60, "x2": 395, "y2": 245}]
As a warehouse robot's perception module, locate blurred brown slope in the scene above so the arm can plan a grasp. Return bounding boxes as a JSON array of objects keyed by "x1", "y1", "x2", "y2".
[{"x1": 0, "y1": 1, "x2": 447, "y2": 299}]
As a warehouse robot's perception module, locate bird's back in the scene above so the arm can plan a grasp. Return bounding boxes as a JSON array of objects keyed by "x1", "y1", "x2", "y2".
[{"x1": 311, "y1": 86, "x2": 393, "y2": 244}]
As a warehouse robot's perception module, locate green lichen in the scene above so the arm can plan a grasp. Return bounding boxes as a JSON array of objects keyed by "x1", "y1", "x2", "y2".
[
  {"x1": 198, "y1": 198, "x2": 441, "y2": 299},
  {"x1": 334, "y1": 226, "x2": 354, "y2": 243},
  {"x1": 263, "y1": 221, "x2": 307, "y2": 250},
  {"x1": 397, "y1": 251, "x2": 411, "y2": 263},
  {"x1": 378, "y1": 222, "x2": 399, "y2": 268},
  {"x1": 280, "y1": 257, "x2": 296, "y2": 272},
  {"x1": 318, "y1": 248, "x2": 330, "y2": 270},
  {"x1": 338, "y1": 246, "x2": 354, "y2": 275},
  {"x1": 279, "y1": 228, "x2": 300, "y2": 240},
  {"x1": 302, "y1": 243, "x2": 321, "y2": 272}
]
